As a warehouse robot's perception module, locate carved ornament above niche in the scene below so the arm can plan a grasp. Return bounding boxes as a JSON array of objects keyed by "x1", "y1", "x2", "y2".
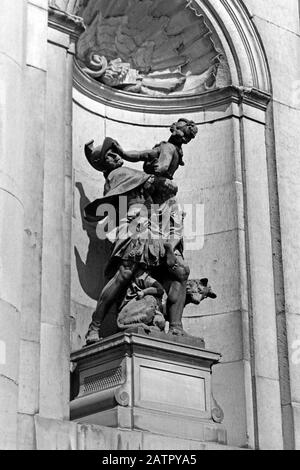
[{"x1": 75, "y1": 0, "x2": 230, "y2": 97}]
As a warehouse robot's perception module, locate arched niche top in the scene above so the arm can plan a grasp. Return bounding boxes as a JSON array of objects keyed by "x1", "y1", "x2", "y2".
[
  {"x1": 55, "y1": 0, "x2": 271, "y2": 109},
  {"x1": 75, "y1": 0, "x2": 231, "y2": 98},
  {"x1": 193, "y1": 0, "x2": 271, "y2": 93}
]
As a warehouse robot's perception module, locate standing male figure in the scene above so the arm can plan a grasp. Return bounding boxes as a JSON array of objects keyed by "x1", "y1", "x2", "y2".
[{"x1": 83, "y1": 118, "x2": 198, "y2": 344}]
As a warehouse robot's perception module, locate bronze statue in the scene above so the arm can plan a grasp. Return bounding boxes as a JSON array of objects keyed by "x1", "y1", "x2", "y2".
[{"x1": 82, "y1": 119, "x2": 216, "y2": 345}]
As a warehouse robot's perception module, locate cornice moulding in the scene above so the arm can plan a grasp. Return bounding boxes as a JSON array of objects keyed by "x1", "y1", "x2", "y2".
[
  {"x1": 73, "y1": 59, "x2": 271, "y2": 114},
  {"x1": 48, "y1": 5, "x2": 85, "y2": 38},
  {"x1": 195, "y1": 0, "x2": 271, "y2": 93}
]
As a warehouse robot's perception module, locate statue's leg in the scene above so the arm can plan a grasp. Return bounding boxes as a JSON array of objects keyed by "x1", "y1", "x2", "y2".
[
  {"x1": 164, "y1": 242, "x2": 178, "y2": 268},
  {"x1": 166, "y1": 256, "x2": 190, "y2": 336},
  {"x1": 85, "y1": 263, "x2": 134, "y2": 345},
  {"x1": 167, "y1": 281, "x2": 187, "y2": 335}
]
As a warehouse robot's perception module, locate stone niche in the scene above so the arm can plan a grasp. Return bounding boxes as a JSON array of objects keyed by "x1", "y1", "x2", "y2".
[
  {"x1": 71, "y1": 0, "x2": 245, "y2": 448},
  {"x1": 75, "y1": 0, "x2": 230, "y2": 96}
]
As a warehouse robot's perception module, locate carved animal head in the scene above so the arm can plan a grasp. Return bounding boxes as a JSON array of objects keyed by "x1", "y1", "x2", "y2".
[{"x1": 186, "y1": 279, "x2": 217, "y2": 305}]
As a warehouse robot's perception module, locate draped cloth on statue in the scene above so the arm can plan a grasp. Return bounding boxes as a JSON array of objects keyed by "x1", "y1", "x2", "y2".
[
  {"x1": 84, "y1": 167, "x2": 151, "y2": 222},
  {"x1": 84, "y1": 166, "x2": 184, "y2": 275}
]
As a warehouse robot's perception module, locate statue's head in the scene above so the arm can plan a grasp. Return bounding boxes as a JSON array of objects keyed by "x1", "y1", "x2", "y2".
[
  {"x1": 85, "y1": 137, "x2": 124, "y2": 174},
  {"x1": 170, "y1": 118, "x2": 198, "y2": 145}
]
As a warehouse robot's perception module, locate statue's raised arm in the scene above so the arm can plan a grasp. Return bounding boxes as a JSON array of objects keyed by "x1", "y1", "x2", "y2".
[{"x1": 115, "y1": 118, "x2": 198, "y2": 180}]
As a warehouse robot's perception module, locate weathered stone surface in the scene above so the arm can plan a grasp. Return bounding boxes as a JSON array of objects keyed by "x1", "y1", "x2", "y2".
[
  {"x1": 47, "y1": 25, "x2": 71, "y2": 49},
  {"x1": 0, "y1": 191, "x2": 24, "y2": 312},
  {"x1": 26, "y1": 2, "x2": 48, "y2": 71},
  {"x1": 18, "y1": 340, "x2": 40, "y2": 415},
  {"x1": 0, "y1": 1, "x2": 27, "y2": 451},
  {"x1": 39, "y1": 323, "x2": 70, "y2": 420},
  {"x1": 77, "y1": 423, "x2": 143, "y2": 450},
  {"x1": 177, "y1": 120, "x2": 236, "y2": 188},
  {"x1": 17, "y1": 413, "x2": 36, "y2": 450},
  {"x1": 31, "y1": 0, "x2": 48, "y2": 9},
  {"x1": 179, "y1": 182, "x2": 239, "y2": 236},
  {"x1": 250, "y1": 17, "x2": 300, "y2": 109},
  {"x1": 21, "y1": 66, "x2": 46, "y2": 343},
  {"x1": 88, "y1": 94, "x2": 205, "y2": 127},
  {"x1": 71, "y1": 301, "x2": 93, "y2": 352},
  {"x1": 286, "y1": 313, "x2": 300, "y2": 404},
  {"x1": 212, "y1": 362, "x2": 247, "y2": 448},
  {"x1": 244, "y1": 0, "x2": 300, "y2": 34},
  {"x1": 255, "y1": 377, "x2": 284, "y2": 450},
  {"x1": 242, "y1": 359, "x2": 255, "y2": 450},
  {"x1": 185, "y1": 230, "x2": 241, "y2": 317},
  {"x1": 184, "y1": 311, "x2": 243, "y2": 364},
  {"x1": 126, "y1": 327, "x2": 205, "y2": 348},
  {"x1": 0, "y1": 0, "x2": 26, "y2": 65},
  {"x1": 0, "y1": 377, "x2": 18, "y2": 449},
  {"x1": 142, "y1": 432, "x2": 206, "y2": 450},
  {"x1": 33, "y1": 416, "x2": 236, "y2": 450},
  {"x1": 243, "y1": 118, "x2": 281, "y2": 381},
  {"x1": 293, "y1": 404, "x2": 300, "y2": 450},
  {"x1": 35, "y1": 415, "x2": 77, "y2": 450},
  {"x1": 251, "y1": 6, "x2": 300, "y2": 448},
  {"x1": 41, "y1": 43, "x2": 67, "y2": 328},
  {"x1": 31, "y1": 21, "x2": 75, "y2": 428},
  {"x1": 272, "y1": 103, "x2": 300, "y2": 317},
  {"x1": 0, "y1": 301, "x2": 20, "y2": 384},
  {"x1": 281, "y1": 404, "x2": 296, "y2": 451}
]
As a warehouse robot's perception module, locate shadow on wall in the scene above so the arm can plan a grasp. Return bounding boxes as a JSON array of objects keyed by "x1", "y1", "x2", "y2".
[
  {"x1": 74, "y1": 181, "x2": 111, "y2": 301},
  {"x1": 74, "y1": 182, "x2": 120, "y2": 338}
]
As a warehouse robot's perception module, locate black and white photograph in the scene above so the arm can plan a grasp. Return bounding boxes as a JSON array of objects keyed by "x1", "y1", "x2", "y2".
[{"x1": 0, "y1": 0, "x2": 299, "y2": 453}]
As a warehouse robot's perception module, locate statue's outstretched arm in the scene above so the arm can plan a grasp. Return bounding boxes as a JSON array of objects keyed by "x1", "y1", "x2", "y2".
[
  {"x1": 124, "y1": 149, "x2": 157, "y2": 162},
  {"x1": 113, "y1": 141, "x2": 159, "y2": 163}
]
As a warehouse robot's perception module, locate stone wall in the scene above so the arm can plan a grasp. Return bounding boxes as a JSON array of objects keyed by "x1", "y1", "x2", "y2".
[
  {"x1": 0, "y1": 0, "x2": 27, "y2": 450},
  {"x1": 0, "y1": 0, "x2": 80, "y2": 450},
  {"x1": 242, "y1": 0, "x2": 300, "y2": 450}
]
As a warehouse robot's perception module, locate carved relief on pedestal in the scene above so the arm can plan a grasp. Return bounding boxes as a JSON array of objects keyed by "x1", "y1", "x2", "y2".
[
  {"x1": 75, "y1": 0, "x2": 230, "y2": 97},
  {"x1": 211, "y1": 394, "x2": 225, "y2": 424}
]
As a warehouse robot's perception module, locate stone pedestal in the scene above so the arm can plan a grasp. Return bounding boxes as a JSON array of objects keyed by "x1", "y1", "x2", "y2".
[{"x1": 70, "y1": 332, "x2": 227, "y2": 445}]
